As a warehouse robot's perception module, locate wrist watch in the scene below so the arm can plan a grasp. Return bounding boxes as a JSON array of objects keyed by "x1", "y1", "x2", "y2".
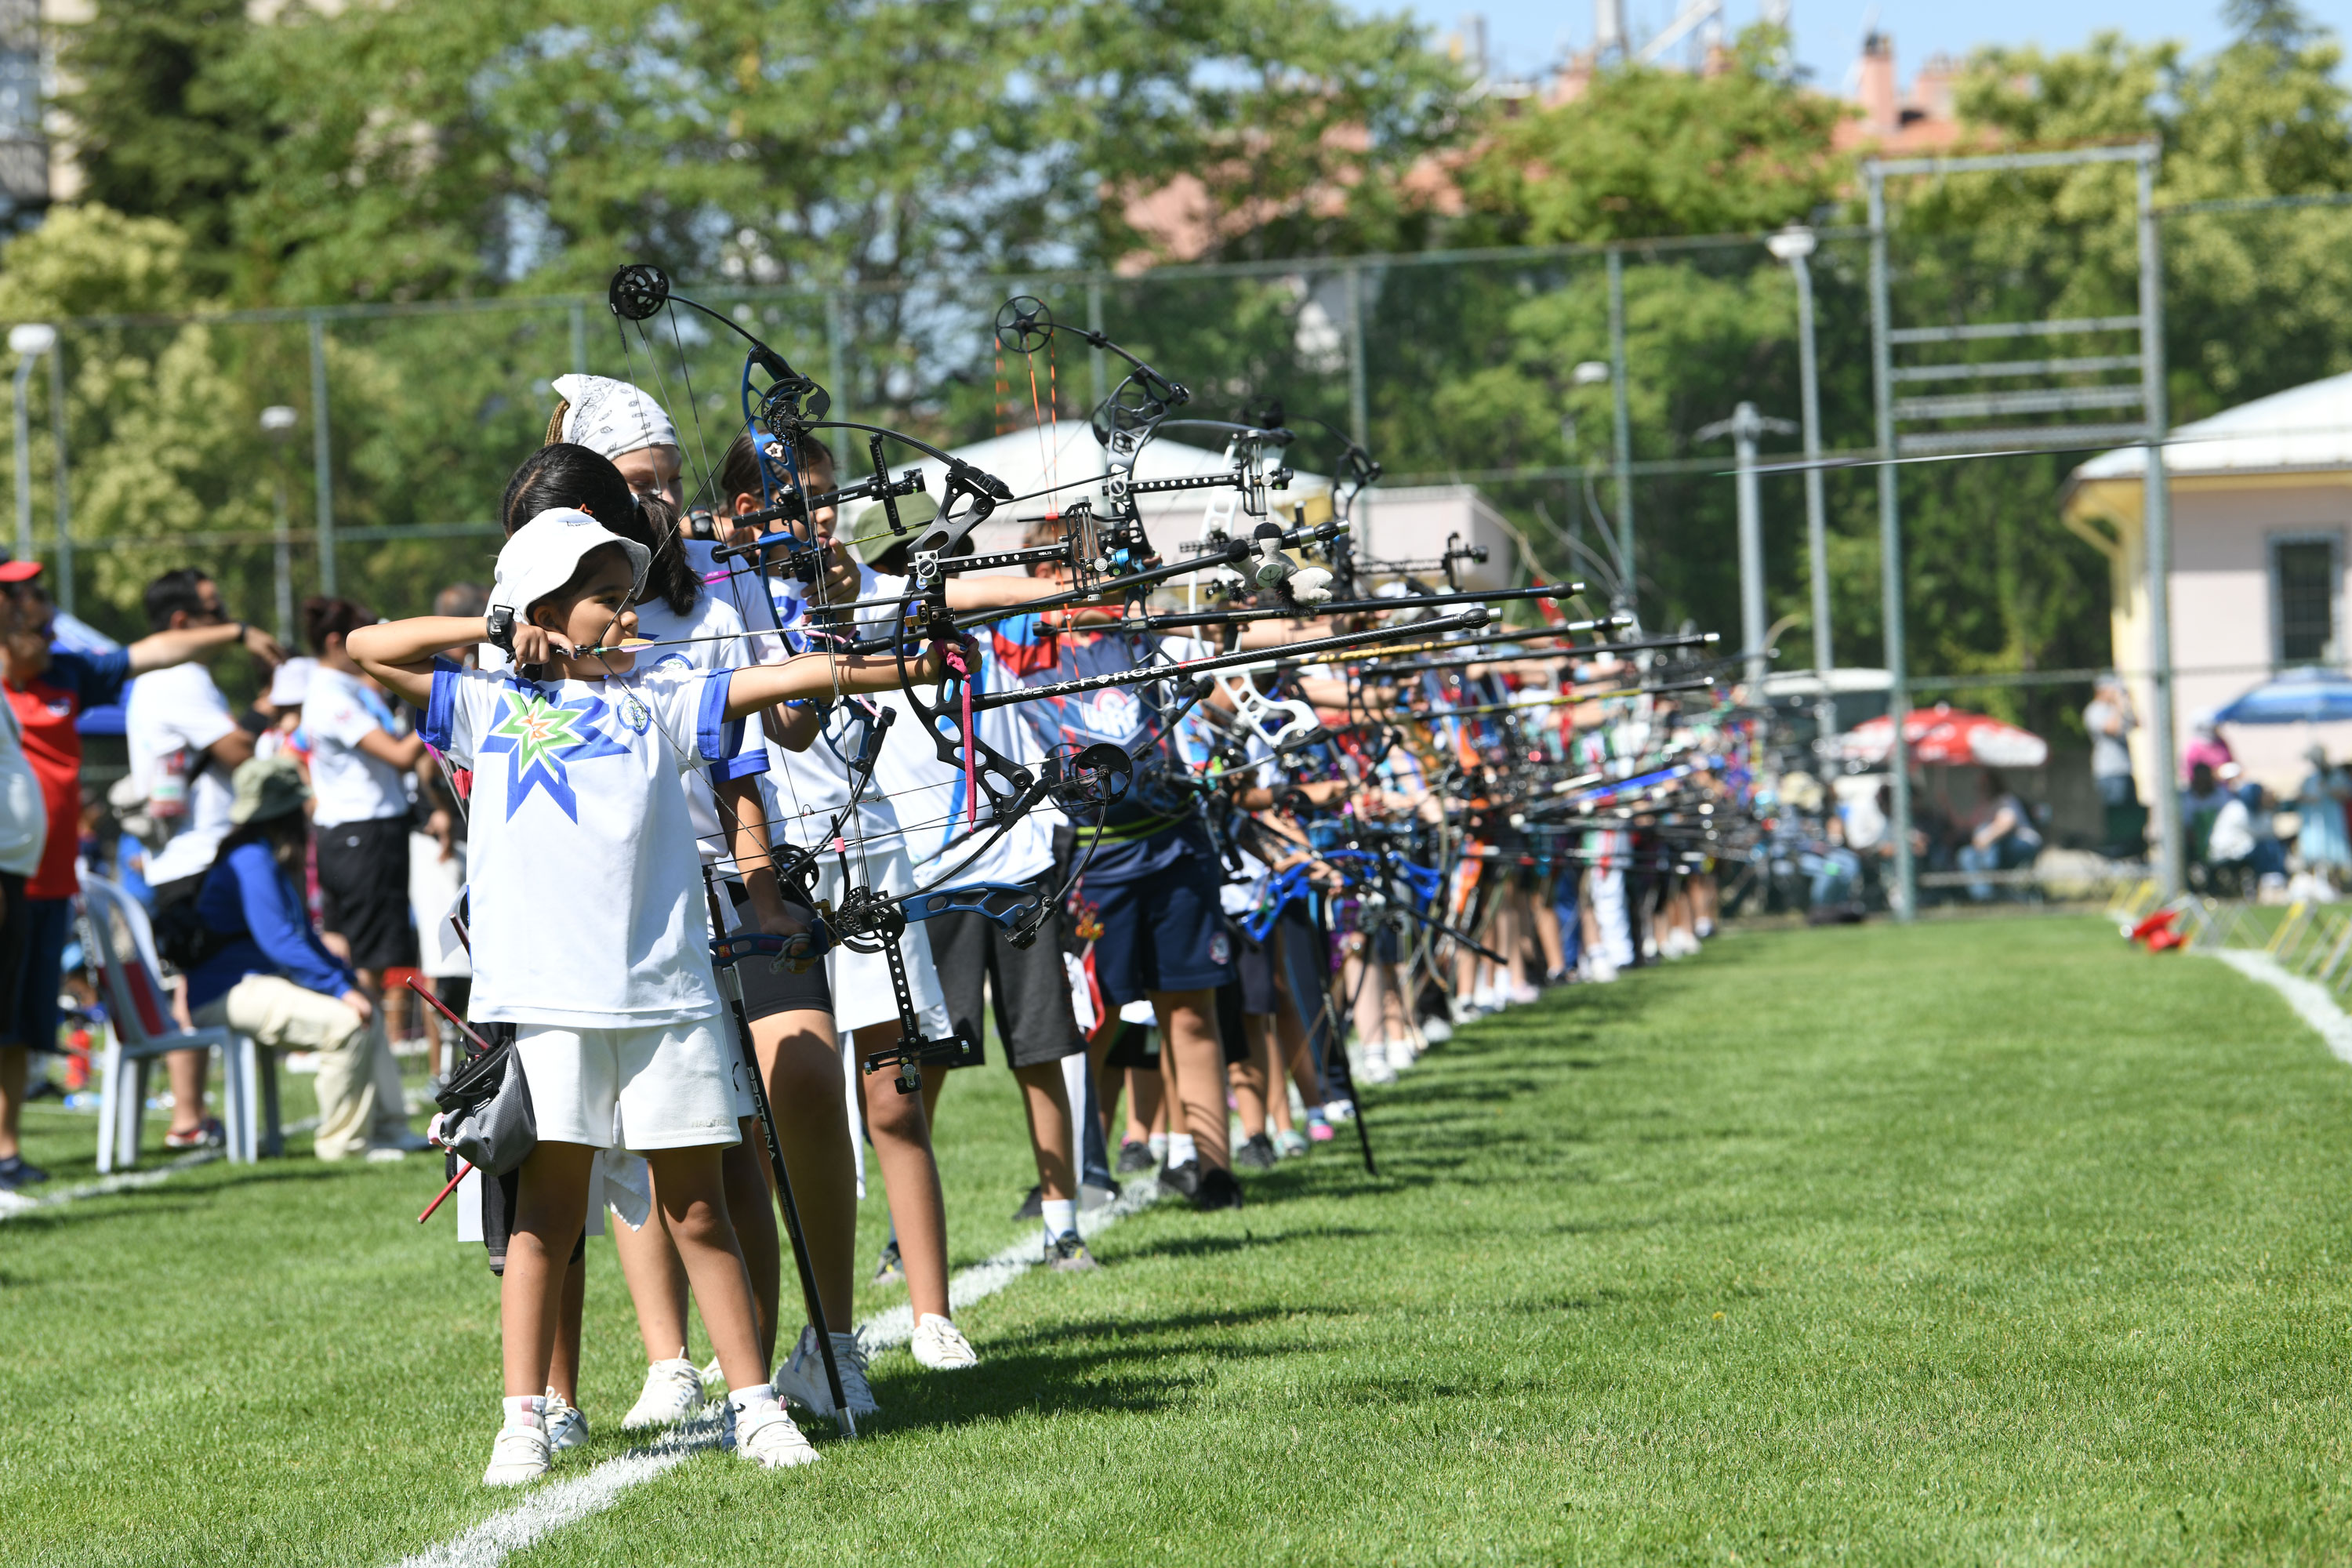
[{"x1": 485, "y1": 605, "x2": 517, "y2": 655}]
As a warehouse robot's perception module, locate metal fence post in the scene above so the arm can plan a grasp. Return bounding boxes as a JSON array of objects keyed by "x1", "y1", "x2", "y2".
[
  {"x1": 1345, "y1": 263, "x2": 1369, "y2": 448},
  {"x1": 1086, "y1": 276, "x2": 1105, "y2": 416},
  {"x1": 1607, "y1": 248, "x2": 1635, "y2": 612},
  {"x1": 826, "y1": 289, "x2": 851, "y2": 470},
  {"x1": 2138, "y1": 148, "x2": 2183, "y2": 898},
  {"x1": 1867, "y1": 168, "x2": 1915, "y2": 922},
  {"x1": 47, "y1": 333, "x2": 69, "y2": 614},
  {"x1": 569, "y1": 302, "x2": 587, "y2": 377},
  {"x1": 309, "y1": 313, "x2": 336, "y2": 596}
]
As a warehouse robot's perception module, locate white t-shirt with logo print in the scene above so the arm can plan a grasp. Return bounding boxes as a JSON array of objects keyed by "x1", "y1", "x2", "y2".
[
  {"x1": 125, "y1": 662, "x2": 241, "y2": 887},
  {"x1": 303, "y1": 665, "x2": 413, "y2": 829},
  {"x1": 631, "y1": 589, "x2": 769, "y2": 866},
  {"x1": 420, "y1": 662, "x2": 735, "y2": 1028}
]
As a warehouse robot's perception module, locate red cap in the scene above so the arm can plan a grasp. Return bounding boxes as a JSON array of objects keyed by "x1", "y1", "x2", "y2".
[{"x1": 0, "y1": 560, "x2": 41, "y2": 584}]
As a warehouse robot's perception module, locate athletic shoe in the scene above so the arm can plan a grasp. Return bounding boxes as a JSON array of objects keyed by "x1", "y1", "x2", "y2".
[
  {"x1": 1232, "y1": 1132, "x2": 1277, "y2": 1171},
  {"x1": 482, "y1": 1423, "x2": 550, "y2": 1486},
  {"x1": 774, "y1": 1327, "x2": 880, "y2": 1419},
  {"x1": 1508, "y1": 984, "x2": 1541, "y2": 1006},
  {"x1": 1079, "y1": 1177, "x2": 1122, "y2": 1211},
  {"x1": 1115, "y1": 1139, "x2": 1154, "y2": 1175},
  {"x1": 1420, "y1": 1017, "x2": 1454, "y2": 1045},
  {"x1": 164, "y1": 1117, "x2": 223, "y2": 1151},
  {"x1": 364, "y1": 1146, "x2": 408, "y2": 1164},
  {"x1": 1159, "y1": 1159, "x2": 1203, "y2": 1200},
  {"x1": 1189, "y1": 1165, "x2": 1243, "y2": 1211},
  {"x1": 543, "y1": 1389, "x2": 589, "y2": 1452},
  {"x1": 735, "y1": 1403, "x2": 821, "y2": 1468},
  {"x1": 699, "y1": 1356, "x2": 726, "y2": 1399},
  {"x1": 1324, "y1": 1098, "x2": 1356, "y2": 1123},
  {"x1": 909, "y1": 1314, "x2": 979, "y2": 1370},
  {"x1": 1544, "y1": 968, "x2": 1571, "y2": 987},
  {"x1": 1047, "y1": 1230, "x2": 1100, "y2": 1271},
  {"x1": 1011, "y1": 1183, "x2": 1044, "y2": 1221},
  {"x1": 621, "y1": 1357, "x2": 706, "y2": 1430},
  {"x1": 0, "y1": 1154, "x2": 49, "y2": 1190},
  {"x1": 1305, "y1": 1116, "x2": 1335, "y2": 1144},
  {"x1": 1273, "y1": 1127, "x2": 1309, "y2": 1160},
  {"x1": 1348, "y1": 1047, "x2": 1397, "y2": 1087},
  {"x1": 872, "y1": 1237, "x2": 906, "y2": 1287},
  {"x1": 1385, "y1": 1036, "x2": 1418, "y2": 1073},
  {"x1": 382, "y1": 1127, "x2": 434, "y2": 1152}
]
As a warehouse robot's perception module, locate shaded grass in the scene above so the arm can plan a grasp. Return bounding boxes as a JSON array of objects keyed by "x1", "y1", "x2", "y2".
[{"x1": 9, "y1": 919, "x2": 2352, "y2": 1565}]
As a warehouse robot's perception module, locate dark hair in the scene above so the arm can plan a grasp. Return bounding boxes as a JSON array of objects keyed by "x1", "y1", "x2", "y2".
[
  {"x1": 217, "y1": 807, "x2": 309, "y2": 877},
  {"x1": 501, "y1": 444, "x2": 695, "y2": 616},
  {"x1": 143, "y1": 568, "x2": 213, "y2": 632},
  {"x1": 718, "y1": 428, "x2": 834, "y2": 508},
  {"x1": 434, "y1": 582, "x2": 489, "y2": 618},
  {"x1": 303, "y1": 596, "x2": 372, "y2": 655}
]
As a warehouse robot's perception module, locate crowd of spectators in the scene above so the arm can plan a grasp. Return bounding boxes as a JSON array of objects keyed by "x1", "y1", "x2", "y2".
[{"x1": 0, "y1": 561, "x2": 467, "y2": 1189}]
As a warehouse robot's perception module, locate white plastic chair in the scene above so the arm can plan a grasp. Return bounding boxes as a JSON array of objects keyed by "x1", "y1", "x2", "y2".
[{"x1": 80, "y1": 876, "x2": 267, "y2": 1171}]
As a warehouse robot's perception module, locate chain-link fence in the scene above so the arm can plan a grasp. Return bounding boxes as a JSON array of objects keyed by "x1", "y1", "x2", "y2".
[{"x1": 5, "y1": 182, "x2": 2349, "y2": 763}]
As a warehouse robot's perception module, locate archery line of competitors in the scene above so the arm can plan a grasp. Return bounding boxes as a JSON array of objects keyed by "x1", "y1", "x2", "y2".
[{"x1": 370, "y1": 372, "x2": 1738, "y2": 1487}]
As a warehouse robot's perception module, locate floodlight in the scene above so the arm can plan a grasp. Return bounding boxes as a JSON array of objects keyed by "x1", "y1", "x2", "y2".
[
  {"x1": 260, "y1": 405, "x2": 299, "y2": 437},
  {"x1": 9, "y1": 324, "x2": 56, "y2": 357},
  {"x1": 1571, "y1": 361, "x2": 1610, "y2": 387},
  {"x1": 1766, "y1": 225, "x2": 1817, "y2": 263}
]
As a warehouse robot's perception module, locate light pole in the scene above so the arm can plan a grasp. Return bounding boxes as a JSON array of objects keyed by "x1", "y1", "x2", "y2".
[
  {"x1": 8, "y1": 322, "x2": 52, "y2": 566},
  {"x1": 1767, "y1": 223, "x2": 1837, "y2": 750},
  {"x1": 260, "y1": 405, "x2": 299, "y2": 643},
  {"x1": 1698, "y1": 401, "x2": 1798, "y2": 690}
]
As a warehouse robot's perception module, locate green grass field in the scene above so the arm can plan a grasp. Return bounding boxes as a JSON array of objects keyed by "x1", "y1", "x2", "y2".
[{"x1": 8, "y1": 915, "x2": 2352, "y2": 1566}]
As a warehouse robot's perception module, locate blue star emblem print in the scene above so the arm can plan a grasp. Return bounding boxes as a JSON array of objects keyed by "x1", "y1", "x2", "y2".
[{"x1": 477, "y1": 688, "x2": 633, "y2": 820}]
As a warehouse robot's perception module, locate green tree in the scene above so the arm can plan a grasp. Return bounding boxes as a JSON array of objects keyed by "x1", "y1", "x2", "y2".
[
  {"x1": 54, "y1": 0, "x2": 268, "y2": 289},
  {"x1": 1459, "y1": 28, "x2": 1847, "y2": 244}
]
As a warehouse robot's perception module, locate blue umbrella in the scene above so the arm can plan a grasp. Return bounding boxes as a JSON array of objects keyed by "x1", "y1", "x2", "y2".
[{"x1": 2214, "y1": 667, "x2": 2352, "y2": 725}]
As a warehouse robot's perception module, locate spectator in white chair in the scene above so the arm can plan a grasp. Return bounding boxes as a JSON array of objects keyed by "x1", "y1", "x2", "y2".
[{"x1": 180, "y1": 756, "x2": 418, "y2": 1163}]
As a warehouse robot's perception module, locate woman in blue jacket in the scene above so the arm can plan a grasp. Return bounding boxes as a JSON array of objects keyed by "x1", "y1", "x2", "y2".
[{"x1": 187, "y1": 757, "x2": 418, "y2": 1161}]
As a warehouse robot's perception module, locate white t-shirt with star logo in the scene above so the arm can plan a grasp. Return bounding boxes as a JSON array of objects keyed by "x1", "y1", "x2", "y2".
[{"x1": 422, "y1": 662, "x2": 734, "y2": 1028}]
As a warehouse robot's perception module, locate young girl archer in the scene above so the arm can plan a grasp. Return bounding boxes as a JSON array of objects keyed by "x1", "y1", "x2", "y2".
[{"x1": 349, "y1": 507, "x2": 926, "y2": 1484}]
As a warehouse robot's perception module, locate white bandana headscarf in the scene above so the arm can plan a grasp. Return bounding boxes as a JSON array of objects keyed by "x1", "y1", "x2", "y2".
[{"x1": 551, "y1": 374, "x2": 677, "y2": 460}]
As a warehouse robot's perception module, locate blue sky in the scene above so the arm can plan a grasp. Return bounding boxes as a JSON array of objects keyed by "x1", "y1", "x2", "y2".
[{"x1": 1359, "y1": 0, "x2": 2245, "y2": 93}]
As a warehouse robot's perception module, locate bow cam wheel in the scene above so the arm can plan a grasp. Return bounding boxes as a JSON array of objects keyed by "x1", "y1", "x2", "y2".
[
  {"x1": 608, "y1": 264, "x2": 671, "y2": 321},
  {"x1": 994, "y1": 296, "x2": 1054, "y2": 354}
]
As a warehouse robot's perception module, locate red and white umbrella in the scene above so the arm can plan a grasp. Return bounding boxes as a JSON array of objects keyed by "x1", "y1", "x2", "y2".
[{"x1": 1837, "y1": 704, "x2": 2049, "y2": 768}]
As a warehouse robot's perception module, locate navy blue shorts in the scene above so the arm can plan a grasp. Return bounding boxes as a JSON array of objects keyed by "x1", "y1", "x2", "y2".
[
  {"x1": 8, "y1": 895, "x2": 72, "y2": 1053},
  {"x1": 1080, "y1": 858, "x2": 1234, "y2": 1007}
]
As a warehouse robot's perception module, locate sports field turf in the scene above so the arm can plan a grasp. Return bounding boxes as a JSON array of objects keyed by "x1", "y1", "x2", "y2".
[{"x1": 7, "y1": 914, "x2": 2352, "y2": 1565}]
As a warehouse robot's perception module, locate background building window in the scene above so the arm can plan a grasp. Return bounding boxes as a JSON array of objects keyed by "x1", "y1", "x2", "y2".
[{"x1": 2273, "y1": 536, "x2": 2339, "y2": 665}]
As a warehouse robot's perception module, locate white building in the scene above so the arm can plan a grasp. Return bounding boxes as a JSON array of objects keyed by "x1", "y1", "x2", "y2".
[{"x1": 2062, "y1": 370, "x2": 2352, "y2": 796}]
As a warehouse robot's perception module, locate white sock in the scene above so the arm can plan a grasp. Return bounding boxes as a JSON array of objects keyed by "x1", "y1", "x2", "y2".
[
  {"x1": 501, "y1": 1394, "x2": 543, "y2": 1431},
  {"x1": 728, "y1": 1382, "x2": 781, "y2": 1415},
  {"x1": 1147, "y1": 1132, "x2": 1168, "y2": 1161},
  {"x1": 1166, "y1": 1132, "x2": 1197, "y2": 1167},
  {"x1": 1041, "y1": 1197, "x2": 1077, "y2": 1240}
]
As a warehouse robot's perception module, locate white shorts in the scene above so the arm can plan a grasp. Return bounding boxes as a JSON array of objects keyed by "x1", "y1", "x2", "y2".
[
  {"x1": 813, "y1": 846, "x2": 953, "y2": 1040},
  {"x1": 514, "y1": 1014, "x2": 743, "y2": 1152}
]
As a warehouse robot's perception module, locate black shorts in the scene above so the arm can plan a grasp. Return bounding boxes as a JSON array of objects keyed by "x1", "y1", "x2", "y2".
[
  {"x1": 926, "y1": 879, "x2": 1083, "y2": 1069},
  {"x1": 314, "y1": 816, "x2": 417, "y2": 971},
  {"x1": 1232, "y1": 920, "x2": 1278, "y2": 1017},
  {"x1": 1213, "y1": 980, "x2": 1251, "y2": 1067},
  {"x1": 1102, "y1": 1016, "x2": 1158, "y2": 1071},
  {"x1": 0, "y1": 870, "x2": 26, "y2": 1047},
  {"x1": 725, "y1": 885, "x2": 833, "y2": 1021}
]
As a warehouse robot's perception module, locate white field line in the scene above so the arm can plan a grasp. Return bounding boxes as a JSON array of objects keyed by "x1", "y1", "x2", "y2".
[
  {"x1": 392, "y1": 1174, "x2": 1164, "y2": 1568},
  {"x1": 2213, "y1": 949, "x2": 2352, "y2": 1064},
  {"x1": 0, "y1": 1115, "x2": 327, "y2": 1221}
]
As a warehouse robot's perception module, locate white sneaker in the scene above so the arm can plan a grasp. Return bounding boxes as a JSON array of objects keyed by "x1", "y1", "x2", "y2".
[
  {"x1": 1323, "y1": 1098, "x2": 1356, "y2": 1123},
  {"x1": 1348, "y1": 1046, "x2": 1396, "y2": 1087},
  {"x1": 699, "y1": 1356, "x2": 725, "y2": 1399},
  {"x1": 734, "y1": 1403, "x2": 821, "y2": 1468},
  {"x1": 1420, "y1": 1017, "x2": 1453, "y2": 1044},
  {"x1": 543, "y1": 1389, "x2": 589, "y2": 1452},
  {"x1": 482, "y1": 1423, "x2": 550, "y2": 1486},
  {"x1": 1385, "y1": 1036, "x2": 1418, "y2": 1073},
  {"x1": 909, "y1": 1313, "x2": 979, "y2": 1370},
  {"x1": 621, "y1": 1357, "x2": 706, "y2": 1429},
  {"x1": 774, "y1": 1326, "x2": 880, "y2": 1417}
]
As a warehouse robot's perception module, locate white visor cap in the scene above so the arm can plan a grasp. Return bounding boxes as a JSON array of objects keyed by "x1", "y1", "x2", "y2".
[{"x1": 491, "y1": 508, "x2": 652, "y2": 625}]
